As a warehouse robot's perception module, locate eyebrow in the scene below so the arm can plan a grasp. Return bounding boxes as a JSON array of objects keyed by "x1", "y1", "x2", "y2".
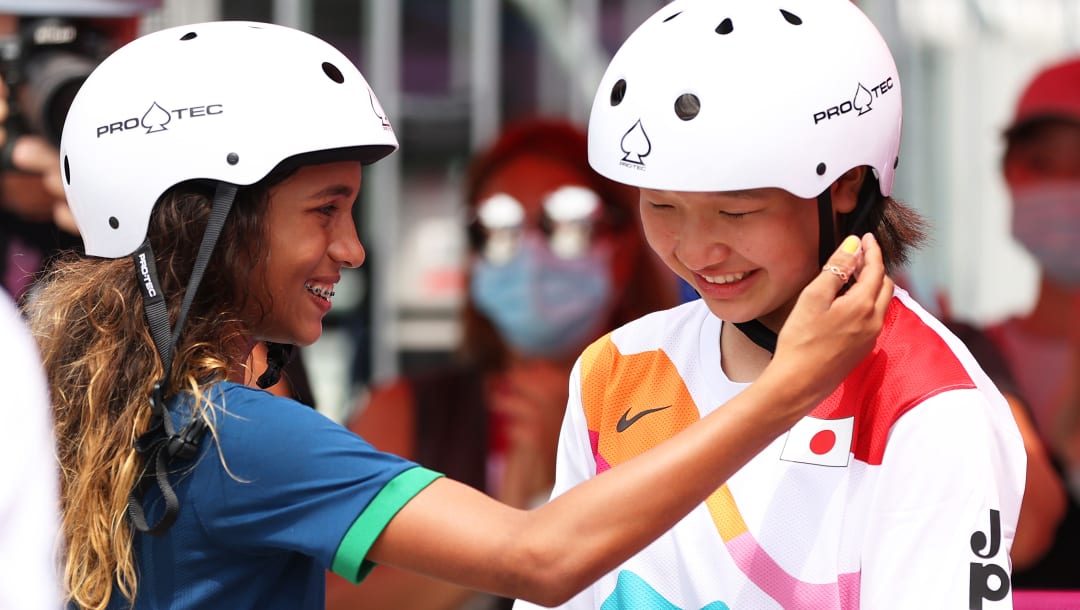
[
  {"x1": 309, "y1": 184, "x2": 357, "y2": 199},
  {"x1": 645, "y1": 188, "x2": 763, "y2": 202},
  {"x1": 724, "y1": 189, "x2": 762, "y2": 199}
]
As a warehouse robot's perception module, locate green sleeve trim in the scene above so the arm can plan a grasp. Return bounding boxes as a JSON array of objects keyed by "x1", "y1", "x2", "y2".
[{"x1": 331, "y1": 466, "x2": 443, "y2": 583}]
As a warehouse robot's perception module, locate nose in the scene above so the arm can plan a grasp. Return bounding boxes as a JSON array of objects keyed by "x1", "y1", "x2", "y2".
[
  {"x1": 674, "y1": 215, "x2": 732, "y2": 272},
  {"x1": 330, "y1": 219, "x2": 366, "y2": 268}
]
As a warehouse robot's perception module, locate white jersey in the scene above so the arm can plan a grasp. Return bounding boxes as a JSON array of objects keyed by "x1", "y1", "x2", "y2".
[
  {"x1": 0, "y1": 291, "x2": 60, "y2": 609},
  {"x1": 516, "y1": 289, "x2": 1025, "y2": 610}
]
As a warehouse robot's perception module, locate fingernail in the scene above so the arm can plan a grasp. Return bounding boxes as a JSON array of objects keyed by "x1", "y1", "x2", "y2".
[{"x1": 840, "y1": 235, "x2": 861, "y2": 254}]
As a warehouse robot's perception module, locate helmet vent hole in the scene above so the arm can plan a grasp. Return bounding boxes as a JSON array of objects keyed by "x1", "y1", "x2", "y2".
[
  {"x1": 63, "y1": 155, "x2": 70, "y2": 185},
  {"x1": 663, "y1": 11, "x2": 682, "y2": 23},
  {"x1": 109, "y1": 217, "x2": 119, "y2": 230},
  {"x1": 780, "y1": 10, "x2": 803, "y2": 25},
  {"x1": 610, "y1": 79, "x2": 627, "y2": 106},
  {"x1": 322, "y1": 62, "x2": 345, "y2": 84},
  {"x1": 816, "y1": 162, "x2": 827, "y2": 176},
  {"x1": 675, "y1": 94, "x2": 700, "y2": 121},
  {"x1": 715, "y1": 18, "x2": 734, "y2": 35},
  {"x1": 180, "y1": 32, "x2": 197, "y2": 41},
  {"x1": 227, "y1": 152, "x2": 239, "y2": 165}
]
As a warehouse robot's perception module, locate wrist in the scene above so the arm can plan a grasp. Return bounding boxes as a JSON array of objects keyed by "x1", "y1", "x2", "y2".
[{"x1": 746, "y1": 361, "x2": 829, "y2": 428}]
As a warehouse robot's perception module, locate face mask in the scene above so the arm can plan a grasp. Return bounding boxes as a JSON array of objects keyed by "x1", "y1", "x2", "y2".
[
  {"x1": 1011, "y1": 183, "x2": 1080, "y2": 287},
  {"x1": 470, "y1": 234, "x2": 614, "y2": 358}
]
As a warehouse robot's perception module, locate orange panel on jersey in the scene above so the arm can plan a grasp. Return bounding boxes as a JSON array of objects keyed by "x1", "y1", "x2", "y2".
[{"x1": 579, "y1": 337, "x2": 702, "y2": 470}]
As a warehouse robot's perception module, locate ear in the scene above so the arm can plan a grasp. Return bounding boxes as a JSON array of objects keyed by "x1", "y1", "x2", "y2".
[{"x1": 829, "y1": 166, "x2": 866, "y2": 214}]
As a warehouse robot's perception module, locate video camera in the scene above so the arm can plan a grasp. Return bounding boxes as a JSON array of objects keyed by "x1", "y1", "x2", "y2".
[{"x1": 0, "y1": 16, "x2": 121, "y2": 167}]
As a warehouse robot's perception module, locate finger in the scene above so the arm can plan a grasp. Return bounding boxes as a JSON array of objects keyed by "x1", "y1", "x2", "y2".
[
  {"x1": 840, "y1": 233, "x2": 885, "y2": 303},
  {"x1": 811, "y1": 234, "x2": 862, "y2": 296},
  {"x1": 873, "y1": 274, "x2": 895, "y2": 322}
]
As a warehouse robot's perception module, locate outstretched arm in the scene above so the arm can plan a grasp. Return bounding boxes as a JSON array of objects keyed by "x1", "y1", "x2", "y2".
[{"x1": 367, "y1": 234, "x2": 892, "y2": 607}]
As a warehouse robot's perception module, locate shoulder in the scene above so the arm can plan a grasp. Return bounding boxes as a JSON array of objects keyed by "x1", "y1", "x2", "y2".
[
  {"x1": 575, "y1": 301, "x2": 708, "y2": 408},
  {"x1": 573, "y1": 302, "x2": 710, "y2": 462},
  {"x1": 815, "y1": 292, "x2": 990, "y2": 465},
  {"x1": 190, "y1": 382, "x2": 421, "y2": 492},
  {"x1": 201, "y1": 382, "x2": 359, "y2": 455},
  {"x1": 586, "y1": 300, "x2": 710, "y2": 362}
]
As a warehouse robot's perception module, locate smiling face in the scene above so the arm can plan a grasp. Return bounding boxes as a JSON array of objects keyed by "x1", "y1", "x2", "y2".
[
  {"x1": 246, "y1": 160, "x2": 365, "y2": 346},
  {"x1": 639, "y1": 187, "x2": 823, "y2": 330}
]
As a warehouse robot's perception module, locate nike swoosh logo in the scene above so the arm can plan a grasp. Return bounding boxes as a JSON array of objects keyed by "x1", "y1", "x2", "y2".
[{"x1": 617, "y1": 405, "x2": 672, "y2": 432}]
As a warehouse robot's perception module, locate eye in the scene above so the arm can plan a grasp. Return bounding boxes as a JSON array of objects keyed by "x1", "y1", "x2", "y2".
[
  {"x1": 720, "y1": 210, "x2": 752, "y2": 219},
  {"x1": 316, "y1": 204, "x2": 338, "y2": 216}
]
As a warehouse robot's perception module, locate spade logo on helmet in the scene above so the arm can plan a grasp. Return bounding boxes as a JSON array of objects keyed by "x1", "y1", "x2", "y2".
[
  {"x1": 141, "y1": 102, "x2": 171, "y2": 134},
  {"x1": 95, "y1": 102, "x2": 224, "y2": 138},
  {"x1": 618, "y1": 119, "x2": 651, "y2": 170},
  {"x1": 812, "y1": 76, "x2": 896, "y2": 125},
  {"x1": 368, "y1": 88, "x2": 392, "y2": 131}
]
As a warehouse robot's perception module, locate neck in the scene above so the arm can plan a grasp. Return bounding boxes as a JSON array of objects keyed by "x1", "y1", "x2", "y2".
[
  {"x1": 720, "y1": 320, "x2": 774, "y2": 383},
  {"x1": 226, "y1": 337, "x2": 260, "y2": 385}
]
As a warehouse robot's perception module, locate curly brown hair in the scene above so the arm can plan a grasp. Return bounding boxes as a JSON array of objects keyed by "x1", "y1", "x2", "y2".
[{"x1": 25, "y1": 174, "x2": 282, "y2": 609}]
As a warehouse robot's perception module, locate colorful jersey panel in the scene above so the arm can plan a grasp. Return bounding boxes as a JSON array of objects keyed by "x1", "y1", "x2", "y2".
[
  {"x1": 111, "y1": 382, "x2": 441, "y2": 610},
  {"x1": 515, "y1": 289, "x2": 1025, "y2": 610}
]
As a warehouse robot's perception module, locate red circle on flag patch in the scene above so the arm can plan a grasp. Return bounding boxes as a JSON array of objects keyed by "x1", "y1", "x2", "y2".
[{"x1": 809, "y1": 430, "x2": 836, "y2": 455}]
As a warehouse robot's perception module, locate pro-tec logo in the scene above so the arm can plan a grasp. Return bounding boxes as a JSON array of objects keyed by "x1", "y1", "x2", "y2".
[
  {"x1": 96, "y1": 102, "x2": 224, "y2": 138},
  {"x1": 779, "y1": 415, "x2": 854, "y2": 467},
  {"x1": 137, "y1": 252, "x2": 157, "y2": 298},
  {"x1": 618, "y1": 119, "x2": 651, "y2": 170},
  {"x1": 369, "y1": 88, "x2": 392, "y2": 131},
  {"x1": 812, "y1": 77, "x2": 895, "y2": 125}
]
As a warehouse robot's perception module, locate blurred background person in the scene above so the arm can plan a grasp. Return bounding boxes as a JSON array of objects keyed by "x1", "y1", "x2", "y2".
[
  {"x1": 0, "y1": 1, "x2": 153, "y2": 302},
  {"x1": 983, "y1": 55, "x2": 1080, "y2": 590},
  {"x1": 325, "y1": 117, "x2": 680, "y2": 610},
  {"x1": 0, "y1": 287, "x2": 60, "y2": 609}
]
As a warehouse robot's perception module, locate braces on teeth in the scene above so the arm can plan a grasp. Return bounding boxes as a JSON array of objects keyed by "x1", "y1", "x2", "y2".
[{"x1": 305, "y1": 283, "x2": 335, "y2": 298}]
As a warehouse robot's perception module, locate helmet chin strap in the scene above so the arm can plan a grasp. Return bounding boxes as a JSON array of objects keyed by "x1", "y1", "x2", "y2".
[
  {"x1": 733, "y1": 176, "x2": 879, "y2": 355},
  {"x1": 128, "y1": 182, "x2": 237, "y2": 536},
  {"x1": 256, "y1": 342, "x2": 296, "y2": 388}
]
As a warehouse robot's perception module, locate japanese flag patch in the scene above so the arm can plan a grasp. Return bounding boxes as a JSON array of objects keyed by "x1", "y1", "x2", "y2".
[{"x1": 779, "y1": 415, "x2": 855, "y2": 467}]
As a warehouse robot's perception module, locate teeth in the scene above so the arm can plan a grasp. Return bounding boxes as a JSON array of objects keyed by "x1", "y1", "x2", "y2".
[
  {"x1": 702, "y1": 271, "x2": 747, "y2": 285},
  {"x1": 304, "y1": 283, "x2": 336, "y2": 300}
]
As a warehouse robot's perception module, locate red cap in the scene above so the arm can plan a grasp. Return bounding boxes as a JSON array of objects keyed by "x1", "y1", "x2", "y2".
[{"x1": 1007, "y1": 56, "x2": 1080, "y2": 136}]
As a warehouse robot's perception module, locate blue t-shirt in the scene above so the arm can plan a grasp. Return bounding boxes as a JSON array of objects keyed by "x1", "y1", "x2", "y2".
[{"x1": 104, "y1": 382, "x2": 441, "y2": 609}]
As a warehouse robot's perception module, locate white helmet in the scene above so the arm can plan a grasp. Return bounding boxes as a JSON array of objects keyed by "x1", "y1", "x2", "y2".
[
  {"x1": 588, "y1": 0, "x2": 901, "y2": 198},
  {"x1": 60, "y1": 20, "x2": 399, "y2": 258}
]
